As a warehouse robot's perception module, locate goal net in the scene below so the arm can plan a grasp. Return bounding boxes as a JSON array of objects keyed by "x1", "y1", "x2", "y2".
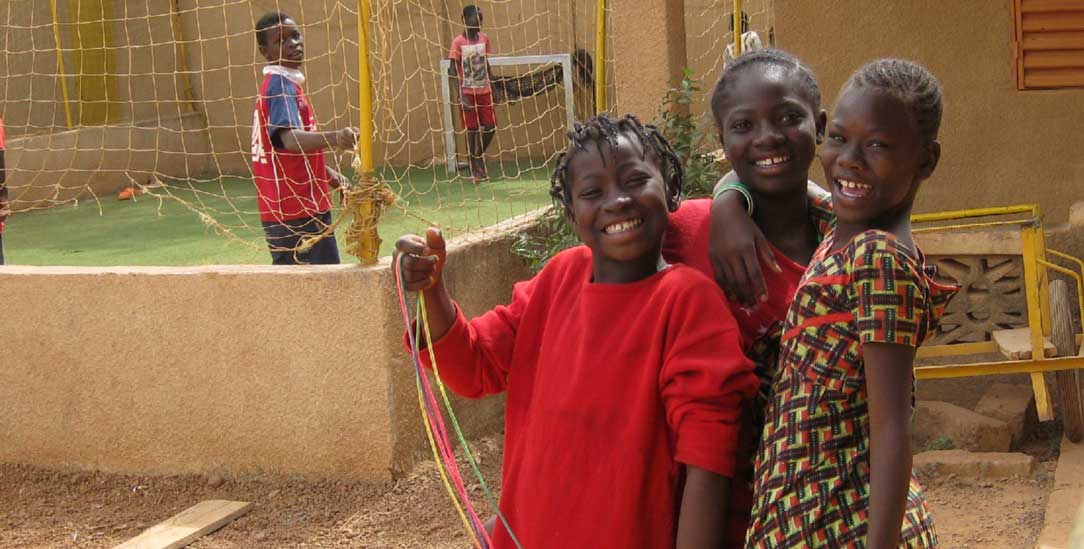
[{"x1": 0, "y1": 1, "x2": 768, "y2": 266}]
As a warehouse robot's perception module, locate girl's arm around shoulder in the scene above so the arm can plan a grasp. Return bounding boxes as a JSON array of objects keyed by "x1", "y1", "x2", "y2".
[{"x1": 658, "y1": 266, "x2": 759, "y2": 478}]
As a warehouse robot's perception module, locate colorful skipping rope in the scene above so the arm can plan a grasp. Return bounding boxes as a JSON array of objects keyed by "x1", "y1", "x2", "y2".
[{"x1": 394, "y1": 253, "x2": 523, "y2": 549}]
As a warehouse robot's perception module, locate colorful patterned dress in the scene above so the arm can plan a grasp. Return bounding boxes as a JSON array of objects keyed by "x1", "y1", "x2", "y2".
[{"x1": 746, "y1": 229, "x2": 957, "y2": 548}]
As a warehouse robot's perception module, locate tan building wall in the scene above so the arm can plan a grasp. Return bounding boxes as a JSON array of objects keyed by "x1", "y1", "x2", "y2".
[
  {"x1": 0, "y1": 216, "x2": 534, "y2": 478},
  {"x1": 774, "y1": 0, "x2": 1084, "y2": 225},
  {"x1": 610, "y1": 0, "x2": 688, "y2": 119}
]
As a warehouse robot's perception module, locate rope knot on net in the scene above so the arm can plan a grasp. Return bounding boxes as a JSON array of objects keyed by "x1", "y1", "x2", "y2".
[{"x1": 343, "y1": 172, "x2": 398, "y2": 264}]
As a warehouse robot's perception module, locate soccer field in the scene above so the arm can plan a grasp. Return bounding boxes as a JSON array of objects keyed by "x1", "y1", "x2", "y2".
[{"x1": 3, "y1": 165, "x2": 553, "y2": 266}]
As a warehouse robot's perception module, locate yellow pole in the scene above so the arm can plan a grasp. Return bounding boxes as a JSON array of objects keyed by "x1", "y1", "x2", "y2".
[
  {"x1": 350, "y1": 0, "x2": 385, "y2": 265},
  {"x1": 357, "y1": 0, "x2": 375, "y2": 174},
  {"x1": 594, "y1": 0, "x2": 606, "y2": 114},
  {"x1": 733, "y1": 0, "x2": 743, "y2": 57},
  {"x1": 911, "y1": 204, "x2": 1040, "y2": 224},
  {"x1": 1022, "y1": 222, "x2": 1055, "y2": 421},
  {"x1": 49, "y1": 0, "x2": 74, "y2": 128}
]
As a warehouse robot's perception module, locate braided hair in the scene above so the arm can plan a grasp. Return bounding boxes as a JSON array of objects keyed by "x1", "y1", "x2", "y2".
[
  {"x1": 844, "y1": 58, "x2": 943, "y2": 142},
  {"x1": 549, "y1": 114, "x2": 683, "y2": 218}
]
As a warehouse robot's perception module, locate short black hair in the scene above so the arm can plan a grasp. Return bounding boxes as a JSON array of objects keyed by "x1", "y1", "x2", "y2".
[
  {"x1": 710, "y1": 48, "x2": 821, "y2": 126},
  {"x1": 549, "y1": 114, "x2": 683, "y2": 217},
  {"x1": 255, "y1": 11, "x2": 291, "y2": 48},
  {"x1": 463, "y1": 5, "x2": 480, "y2": 19},
  {"x1": 844, "y1": 58, "x2": 943, "y2": 142}
]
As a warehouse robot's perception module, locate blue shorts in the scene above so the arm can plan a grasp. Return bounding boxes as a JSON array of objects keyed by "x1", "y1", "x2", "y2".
[
  {"x1": 261, "y1": 211, "x2": 340, "y2": 265},
  {"x1": 0, "y1": 233, "x2": 5, "y2": 265}
]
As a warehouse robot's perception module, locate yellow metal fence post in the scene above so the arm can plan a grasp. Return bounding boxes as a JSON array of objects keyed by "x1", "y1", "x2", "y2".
[
  {"x1": 1022, "y1": 221, "x2": 1055, "y2": 421},
  {"x1": 594, "y1": 0, "x2": 606, "y2": 114},
  {"x1": 733, "y1": 0, "x2": 743, "y2": 57},
  {"x1": 358, "y1": 0, "x2": 374, "y2": 175},
  {"x1": 49, "y1": 0, "x2": 74, "y2": 128},
  {"x1": 344, "y1": 0, "x2": 398, "y2": 265}
]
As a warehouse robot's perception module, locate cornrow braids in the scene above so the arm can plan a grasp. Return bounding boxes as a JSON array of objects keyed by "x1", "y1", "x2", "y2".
[
  {"x1": 844, "y1": 58, "x2": 943, "y2": 142},
  {"x1": 711, "y1": 48, "x2": 822, "y2": 125},
  {"x1": 255, "y1": 11, "x2": 291, "y2": 47},
  {"x1": 549, "y1": 114, "x2": 684, "y2": 218}
]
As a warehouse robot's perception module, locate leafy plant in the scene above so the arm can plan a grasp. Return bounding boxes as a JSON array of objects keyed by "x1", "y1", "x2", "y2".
[
  {"x1": 510, "y1": 206, "x2": 579, "y2": 273},
  {"x1": 924, "y1": 436, "x2": 955, "y2": 452},
  {"x1": 653, "y1": 68, "x2": 724, "y2": 199}
]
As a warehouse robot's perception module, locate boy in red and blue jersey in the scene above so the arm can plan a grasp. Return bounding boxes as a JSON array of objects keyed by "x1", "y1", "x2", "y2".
[{"x1": 252, "y1": 11, "x2": 358, "y2": 265}]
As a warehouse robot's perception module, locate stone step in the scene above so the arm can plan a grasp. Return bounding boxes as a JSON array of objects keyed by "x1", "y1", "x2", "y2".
[
  {"x1": 974, "y1": 382, "x2": 1038, "y2": 447},
  {"x1": 914, "y1": 400, "x2": 1012, "y2": 453}
]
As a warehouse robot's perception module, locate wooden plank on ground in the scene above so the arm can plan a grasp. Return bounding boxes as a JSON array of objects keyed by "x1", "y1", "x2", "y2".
[
  {"x1": 992, "y1": 328, "x2": 1057, "y2": 360},
  {"x1": 113, "y1": 500, "x2": 252, "y2": 549}
]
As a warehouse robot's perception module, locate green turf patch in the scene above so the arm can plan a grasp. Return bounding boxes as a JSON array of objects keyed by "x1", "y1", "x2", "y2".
[{"x1": 3, "y1": 164, "x2": 552, "y2": 266}]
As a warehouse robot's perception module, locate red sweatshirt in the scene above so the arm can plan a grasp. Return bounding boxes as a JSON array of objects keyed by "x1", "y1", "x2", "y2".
[{"x1": 417, "y1": 246, "x2": 757, "y2": 548}]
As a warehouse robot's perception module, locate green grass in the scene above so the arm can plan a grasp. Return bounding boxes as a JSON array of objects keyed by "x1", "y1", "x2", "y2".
[{"x1": 3, "y1": 164, "x2": 553, "y2": 266}]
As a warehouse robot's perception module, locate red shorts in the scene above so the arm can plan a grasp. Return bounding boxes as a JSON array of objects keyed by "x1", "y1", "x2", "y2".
[{"x1": 459, "y1": 91, "x2": 496, "y2": 130}]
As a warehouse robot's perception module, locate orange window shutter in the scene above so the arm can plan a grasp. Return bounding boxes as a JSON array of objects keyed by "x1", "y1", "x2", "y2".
[{"x1": 1015, "y1": 0, "x2": 1084, "y2": 89}]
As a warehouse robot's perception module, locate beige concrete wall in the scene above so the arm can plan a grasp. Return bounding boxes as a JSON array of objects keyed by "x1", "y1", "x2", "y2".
[
  {"x1": 7, "y1": 112, "x2": 213, "y2": 209},
  {"x1": 0, "y1": 216, "x2": 537, "y2": 479},
  {"x1": 0, "y1": 0, "x2": 194, "y2": 135},
  {"x1": 610, "y1": 0, "x2": 688, "y2": 119},
  {"x1": 774, "y1": 0, "x2": 1084, "y2": 224}
]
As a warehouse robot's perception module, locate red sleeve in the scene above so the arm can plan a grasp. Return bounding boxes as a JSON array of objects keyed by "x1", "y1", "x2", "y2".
[
  {"x1": 484, "y1": 33, "x2": 493, "y2": 54},
  {"x1": 662, "y1": 198, "x2": 714, "y2": 280},
  {"x1": 407, "y1": 276, "x2": 536, "y2": 399},
  {"x1": 448, "y1": 35, "x2": 462, "y2": 60},
  {"x1": 0, "y1": 117, "x2": 5, "y2": 150},
  {"x1": 659, "y1": 270, "x2": 758, "y2": 477}
]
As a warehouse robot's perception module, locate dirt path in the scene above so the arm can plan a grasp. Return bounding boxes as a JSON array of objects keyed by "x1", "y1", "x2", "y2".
[
  {"x1": 923, "y1": 462, "x2": 1054, "y2": 549},
  {"x1": 0, "y1": 435, "x2": 1055, "y2": 548},
  {"x1": 0, "y1": 438, "x2": 502, "y2": 549}
]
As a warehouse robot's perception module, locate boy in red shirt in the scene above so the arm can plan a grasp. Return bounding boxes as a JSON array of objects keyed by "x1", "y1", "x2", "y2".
[
  {"x1": 448, "y1": 5, "x2": 496, "y2": 181},
  {"x1": 396, "y1": 115, "x2": 758, "y2": 548},
  {"x1": 252, "y1": 11, "x2": 358, "y2": 265}
]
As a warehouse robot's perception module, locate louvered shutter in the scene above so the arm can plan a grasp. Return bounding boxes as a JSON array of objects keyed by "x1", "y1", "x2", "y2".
[{"x1": 1013, "y1": 0, "x2": 1084, "y2": 89}]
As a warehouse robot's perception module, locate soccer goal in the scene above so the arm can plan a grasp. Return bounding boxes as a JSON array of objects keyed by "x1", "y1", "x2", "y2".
[{"x1": 438, "y1": 54, "x2": 577, "y2": 174}]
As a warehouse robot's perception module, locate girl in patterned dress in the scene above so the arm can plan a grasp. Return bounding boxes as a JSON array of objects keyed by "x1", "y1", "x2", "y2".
[{"x1": 745, "y1": 60, "x2": 958, "y2": 548}]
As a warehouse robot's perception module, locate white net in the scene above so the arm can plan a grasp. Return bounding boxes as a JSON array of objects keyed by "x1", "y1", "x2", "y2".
[
  {"x1": 684, "y1": 0, "x2": 775, "y2": 120},
  {"x1": 0, "y1": 1, "x2": 765, "y2": 266}
]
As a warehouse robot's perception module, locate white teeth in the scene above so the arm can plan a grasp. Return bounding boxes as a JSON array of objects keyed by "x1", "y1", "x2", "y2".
[
  {"x1": 838, "y1": 179, "x2": 871, "y2": 190},
  {"x1": 755, "y1": 156, "x2": 790, "y2": 167},
  {"x1": 604, "y1": 218, "x2": 643, "y2": 234}
]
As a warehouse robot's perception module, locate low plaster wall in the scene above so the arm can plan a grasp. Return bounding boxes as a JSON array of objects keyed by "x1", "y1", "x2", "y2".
[
  {"x1": 0, "y1": 214, "x2": 534, "y2": 480},
  {"x1": 7, "y1": 112, "x2": 215, "y2": 211}
]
